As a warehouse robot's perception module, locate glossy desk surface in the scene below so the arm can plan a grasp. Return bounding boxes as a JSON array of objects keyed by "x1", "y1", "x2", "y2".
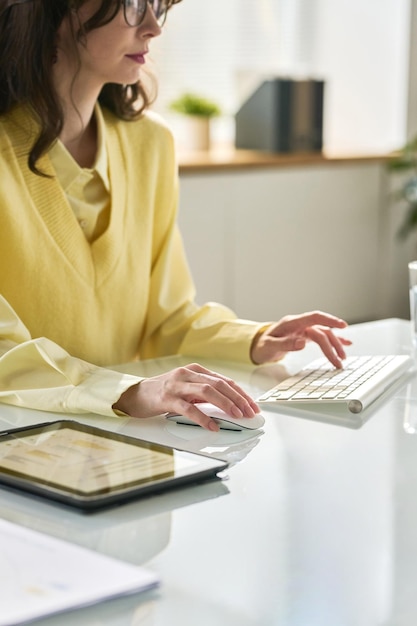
[{"x1": 1, "y1": 319, "x2": 417, "y2": 626}]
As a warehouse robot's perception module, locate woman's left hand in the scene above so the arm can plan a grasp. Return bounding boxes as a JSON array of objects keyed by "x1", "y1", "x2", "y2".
[{"x1": 250, "y1": 311, "x2": 352, "y2": 368}]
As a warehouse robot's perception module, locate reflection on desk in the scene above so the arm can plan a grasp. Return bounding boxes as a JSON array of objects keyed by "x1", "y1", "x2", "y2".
[
  {"x1": 0, "y1": 475, "x2": 229, "y2": 565},
  {"x1": 0, "y1": 318, "x2": 417, "y2": 625}
]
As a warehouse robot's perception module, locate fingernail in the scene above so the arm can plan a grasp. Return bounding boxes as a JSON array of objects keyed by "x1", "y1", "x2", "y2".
[{"x1": 209, "y1": 420, "x2": 219, "y2": 432}]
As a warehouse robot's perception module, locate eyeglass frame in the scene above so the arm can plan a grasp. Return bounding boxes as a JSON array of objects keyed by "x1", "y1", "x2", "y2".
[{"x1": 123, "y1": 0, "x2": 173, "y2": 28}]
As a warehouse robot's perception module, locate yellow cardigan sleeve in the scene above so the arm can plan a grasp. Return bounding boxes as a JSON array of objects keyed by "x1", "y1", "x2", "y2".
[
  {"x1": 0, "y1": 296, "x2": 142, "y2": 416},
  {"x1": 138, "y1": 190, "x2": 266, "y2": 364}
]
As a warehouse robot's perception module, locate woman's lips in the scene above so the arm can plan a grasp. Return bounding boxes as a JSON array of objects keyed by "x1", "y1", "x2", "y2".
[{"x1": 125, "y1": 53, "x2": 146, "y2": 64}]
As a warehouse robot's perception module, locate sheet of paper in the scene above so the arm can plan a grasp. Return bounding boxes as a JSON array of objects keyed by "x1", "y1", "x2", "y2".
[{"x1": 0, "y1": 517, "x2": 159, "y2": 625}]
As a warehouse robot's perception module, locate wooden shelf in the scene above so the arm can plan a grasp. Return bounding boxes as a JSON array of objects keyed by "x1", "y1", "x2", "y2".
[{"x1": 178, "y1": 147, "x2": 390, "y2": 174}]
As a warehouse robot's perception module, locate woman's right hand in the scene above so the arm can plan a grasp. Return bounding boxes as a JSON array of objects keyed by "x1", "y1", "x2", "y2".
[{"x1": 113, "y1": 363, "x2": 260, "y2": 431}]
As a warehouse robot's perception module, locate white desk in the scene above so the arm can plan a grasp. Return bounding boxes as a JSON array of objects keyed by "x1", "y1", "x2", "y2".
[{"x1": 1, "y1": 318, "x2": 417, "y2": 625}]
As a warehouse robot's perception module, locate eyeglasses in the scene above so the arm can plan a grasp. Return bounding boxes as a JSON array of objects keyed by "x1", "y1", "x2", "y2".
[{"x1": 123, "y1": 0, "x2": 173, "y2": 28}]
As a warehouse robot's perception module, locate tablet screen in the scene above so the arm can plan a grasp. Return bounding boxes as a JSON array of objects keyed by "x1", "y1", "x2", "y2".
[{"x1": 0, "y1": 421, "x2": 227, "y2": 509}]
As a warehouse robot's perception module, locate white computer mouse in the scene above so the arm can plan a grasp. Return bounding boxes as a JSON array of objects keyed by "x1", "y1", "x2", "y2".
[{"x1": 166, "y1": 403, "x2": 265, "y2": 431}]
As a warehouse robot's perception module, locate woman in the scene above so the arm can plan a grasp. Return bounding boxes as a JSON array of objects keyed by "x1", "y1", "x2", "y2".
[{"x1": 0, "y1": 0, "x2": 350, "y2": 431}]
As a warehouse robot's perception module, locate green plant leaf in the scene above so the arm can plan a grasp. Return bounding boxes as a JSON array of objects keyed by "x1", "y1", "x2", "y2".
[{"x1": 169, "y1": 93, "x2": 221, "y2": 117}]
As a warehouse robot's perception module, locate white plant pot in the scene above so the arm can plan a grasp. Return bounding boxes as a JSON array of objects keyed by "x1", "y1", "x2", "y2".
[{"x1": 182, "y1": 116, "x2": 211, "y2": 151}]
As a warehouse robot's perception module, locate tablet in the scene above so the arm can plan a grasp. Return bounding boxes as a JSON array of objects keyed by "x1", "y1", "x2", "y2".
[{"x1": 0, "y1": 420, "x2": 228, "y2": 511}]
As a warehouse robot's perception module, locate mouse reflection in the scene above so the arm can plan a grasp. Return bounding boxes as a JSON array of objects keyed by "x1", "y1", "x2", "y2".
[{"x1": 164, "y1": 418, "x2": 263, "y2": 466}]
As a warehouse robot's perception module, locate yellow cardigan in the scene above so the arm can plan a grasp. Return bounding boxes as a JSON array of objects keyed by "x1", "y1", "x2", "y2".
[{"x1": 0, "y1": 106, "x2": 265, "y2": 416}]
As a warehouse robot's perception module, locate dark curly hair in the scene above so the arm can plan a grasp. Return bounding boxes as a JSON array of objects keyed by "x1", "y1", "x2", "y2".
[{"x1": 0, "y1": 0, "x2": 182, "y2": 174}]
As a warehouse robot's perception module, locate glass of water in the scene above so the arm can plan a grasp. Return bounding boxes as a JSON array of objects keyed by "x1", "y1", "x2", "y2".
[{"x1": 409, "y1": 261, "x2": 417, "y2": 346}]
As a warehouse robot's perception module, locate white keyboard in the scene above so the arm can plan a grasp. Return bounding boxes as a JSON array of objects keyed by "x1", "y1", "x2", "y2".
[{"x1": 258, "y1": 355, "x2": 413, "y2": 414}]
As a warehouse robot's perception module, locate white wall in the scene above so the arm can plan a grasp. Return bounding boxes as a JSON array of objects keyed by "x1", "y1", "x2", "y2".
[
  {"x1": 407, "y1": 0, "x2": 417, "y2": 138},
  {"x1": 316, "y1": 0, "x2": 411, "y2": 154}
]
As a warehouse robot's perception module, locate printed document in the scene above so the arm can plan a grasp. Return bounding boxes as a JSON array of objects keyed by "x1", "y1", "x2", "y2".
[{"x1": 0, "y1": 517, "x2": 159, "y2": 625}]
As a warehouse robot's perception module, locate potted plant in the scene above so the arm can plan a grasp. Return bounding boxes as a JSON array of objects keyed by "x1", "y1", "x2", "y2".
[
  {"x1": 388, "y1": 136, "x2": 417, "y2": 239},
  {"x1": 169, "y1": 92, "x2": 221, "y2": 151}
]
